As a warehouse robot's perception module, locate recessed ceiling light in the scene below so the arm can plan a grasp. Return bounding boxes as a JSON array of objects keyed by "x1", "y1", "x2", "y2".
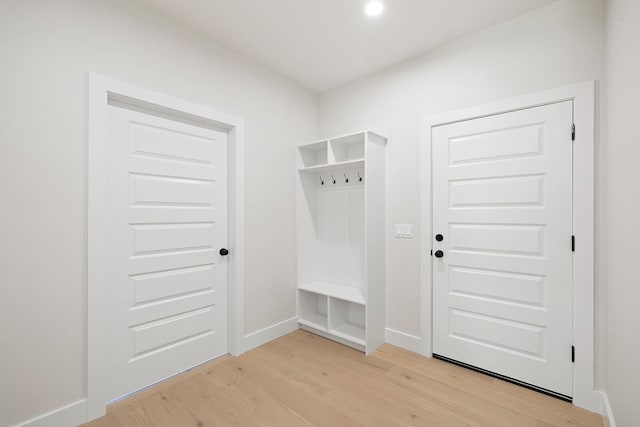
[{"x1": 365, "y1": 1, "x2": 384, "y2": 17}]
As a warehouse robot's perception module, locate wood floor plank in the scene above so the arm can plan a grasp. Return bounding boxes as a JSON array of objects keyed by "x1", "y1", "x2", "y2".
[
  {"x1": 221, "y1": 352, "x2": 360, "y2": 426},
  {"x1": 376, "y1": 344, "x2": 598, "y2": 426},
  {"x1": 201, "y1": 362, "x2": 313, "y2": 426},
  {"x1": 266, "y1": 335, "x2": 455, "y2": 424},
  {"x1": 83, "y1": 331, "x2": 604, "y2": 427}
]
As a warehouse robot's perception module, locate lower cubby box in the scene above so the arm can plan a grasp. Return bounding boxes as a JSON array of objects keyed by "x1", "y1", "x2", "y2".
[
  {"x1": 299, "y1": 290, "x2": 328, "y2": 331},
  {"x1": 329, "y1": 298, "x2": 366, "y2": 345}
]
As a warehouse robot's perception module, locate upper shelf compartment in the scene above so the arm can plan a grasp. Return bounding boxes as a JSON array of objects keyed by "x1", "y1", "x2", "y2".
[
  {"x1": 298, "y1": 140, "x2": 328, "y2": 168},
  {"x1": 330, "y1": 132, "x2": 365, "y2": 163},
  {"x1": 298, "y1": 131, "x2": 385, "y2": 174}
]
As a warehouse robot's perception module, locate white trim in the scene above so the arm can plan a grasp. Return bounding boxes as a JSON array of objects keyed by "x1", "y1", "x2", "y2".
[
  {"x1": 419, "y1": 117, "x2": 434, "y2": 358},
  {"x1": 600, "y1": 391, "x2": 617, "y2": 427},
  {"x1": 385, "y1": 328, "x2": 423, "y2": 354},
  {"x1": 87, "y1": 73, "x2": 246, "y2": 421},
  {"x1": 420, "y1": 81, "x2": 600, "y2": 413},
  {"x1": 242, "y1": 317, "x2": 299, "y2": 351},
  {"x1": 228, "y1": 122, "x2": 246, "y2": 357},
  {"x1": 12, "y1": 399, "x2": 87, "y2": 427}
]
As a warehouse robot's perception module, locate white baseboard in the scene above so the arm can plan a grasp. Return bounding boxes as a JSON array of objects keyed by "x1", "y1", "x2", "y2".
[
  {"x1": 600, "y1": 391, "x2": 616, "y2": 427},
  {"x1": 241, "y1": 316, "x2": 299, "y2": 353},
  {"x1": 13, "y1": 399, "x2": 87, "y2": 427},
  {"x1": 385, "y1": 328, "x2": 422, "y2": 354}
]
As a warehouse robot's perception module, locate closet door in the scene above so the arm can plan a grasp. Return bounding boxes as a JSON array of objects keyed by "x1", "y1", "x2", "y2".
[{"x1": 102, "y1": 104, "x2": 229, "y2": 403}]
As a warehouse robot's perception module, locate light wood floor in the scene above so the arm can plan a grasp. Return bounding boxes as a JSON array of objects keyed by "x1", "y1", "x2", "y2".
[{"x1": 84, "y1": 330, "x2": 603, "y2": 426}]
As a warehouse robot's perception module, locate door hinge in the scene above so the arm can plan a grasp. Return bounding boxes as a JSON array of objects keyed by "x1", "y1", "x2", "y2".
[
  {"x1": 571, "y1": 235, "x2": 575, "y2": 252},
  {"x1": 571, "y1": 124, "x2": 576, "y2": 141},
  {"x1": 430, "y1": 249, "x2": 433, "y2": 256},
  {"x1": 571, "y1": 345, "x2": 575, "y2": 363}
]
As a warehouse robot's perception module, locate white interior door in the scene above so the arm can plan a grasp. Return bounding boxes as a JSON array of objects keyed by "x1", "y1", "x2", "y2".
[
  {"x1": 432, "y1": 101, "x2": 573, "y2": 398},
  {"x1": 104, "y1": 103, "x2": 228, "y2": 402}
]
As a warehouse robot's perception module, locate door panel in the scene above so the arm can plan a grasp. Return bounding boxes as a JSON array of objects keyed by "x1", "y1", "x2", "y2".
[
  {"x1": 130, "y1": 265, "x2": 214, "y2": 304},
  {"x1": 105, "y1": 105, "x2": 228, "y2": 402},
  {"x1": 432, "y1": 101, "x2": 573, "y2": 397},
  {"x1": 449, "y1": 174, "x2": 544, "y2": 207},
  {"x1": 448, "y1": 266, "x2": 544, "y2": 306},
  {"x1": 130, "y1": 174, "x2": 216, "y2": 205}
]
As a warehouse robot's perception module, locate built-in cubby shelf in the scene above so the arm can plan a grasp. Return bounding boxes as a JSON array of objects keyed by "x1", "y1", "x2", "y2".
[
  {"x1": 330, "y1": 299, "x2": 366, "y2": 345},
  {"x1": 298, "y1": 290, "x2": 328, "y2": 331},
  {"x1": 296, "y1": 130, "x2": 386, "y2": 354},
  {"x1": 330, "y1": 132, "x2": 365, "y2": 163},
  {"x1": 298, "y1": 140, "x2": 328, "y2": 168},
  {"x1": 297, "y1": 131, "x2": 370, "y2": 173},
  {"x1": 298, "y1": 289, "x2": 366, "y2": 347}
]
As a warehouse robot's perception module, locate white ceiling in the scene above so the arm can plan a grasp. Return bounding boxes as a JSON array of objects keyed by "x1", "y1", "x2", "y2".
[{"x1": 140, "y1": 0, "x2": 558, "y2": 92}]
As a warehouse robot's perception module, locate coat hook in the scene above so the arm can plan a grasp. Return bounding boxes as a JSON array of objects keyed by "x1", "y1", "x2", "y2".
[
  {"x1": 320, "y1": 176, "x2": 324, "y2": 186},
  {"x1": 331, "y1": 174, "x2": 336, "y2": 184},
  {"x1": 357, "y1": 172, "x2": 363, "y2": 182},
  {"x1": 344, "y1": 173, "x2": 349, "y2": 183}
]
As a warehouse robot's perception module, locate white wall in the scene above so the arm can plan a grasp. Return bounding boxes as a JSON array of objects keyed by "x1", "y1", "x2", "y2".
[
  {"x1": 604, "y1": 0, "x2": 640, "y2": 425},
  {"x1": 0, "y1": 1, "x2": 316, "y2": 425},
  {"x1": 319, "y1": 0, "x2": 604, "y2": 356}
]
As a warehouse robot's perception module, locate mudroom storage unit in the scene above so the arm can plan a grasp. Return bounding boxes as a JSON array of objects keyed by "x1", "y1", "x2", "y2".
[{"x1": 296, "y1": 130, "x2": 386, "y2": 354}]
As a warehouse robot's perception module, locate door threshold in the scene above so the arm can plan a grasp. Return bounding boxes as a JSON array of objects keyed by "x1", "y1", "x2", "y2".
[{"x1": 432, "y1": 354, "x2": 572, "y2": 403}]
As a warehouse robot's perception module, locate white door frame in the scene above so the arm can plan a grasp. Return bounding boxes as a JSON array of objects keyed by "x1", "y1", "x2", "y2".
[
  {"x1": 420, "y1": 81, "x2": 601, "y2": 413},
  {"x1": 87, "y1": 73, "x2": 246, "y2": 420}
]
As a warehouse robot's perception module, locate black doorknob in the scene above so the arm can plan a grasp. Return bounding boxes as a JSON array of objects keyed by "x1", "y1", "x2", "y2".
[
  {"x1": 434, "y1": 250, "x2": 444, "y2": 258},
  {"x1": 435, "y1": 234, "x2": 444, "y2": 242},
  {"x1": 219, "y1": 248, "x2": 229, "y2": 256}
]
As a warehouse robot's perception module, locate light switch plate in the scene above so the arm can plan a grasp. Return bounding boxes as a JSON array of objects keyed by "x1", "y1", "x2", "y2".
[{"x1": 395, "y1": 224, "x2": 413, "y2": 238}]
